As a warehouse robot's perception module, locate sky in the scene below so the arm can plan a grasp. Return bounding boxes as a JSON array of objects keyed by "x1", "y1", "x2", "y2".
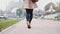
[{"x1": 0, "y1": 0, "x2": 59, "y2": 11}]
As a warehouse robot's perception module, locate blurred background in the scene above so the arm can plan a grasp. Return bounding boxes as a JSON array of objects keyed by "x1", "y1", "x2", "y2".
[{"x1": 0, "y1": 0, "x2": 60, "y2": 20}]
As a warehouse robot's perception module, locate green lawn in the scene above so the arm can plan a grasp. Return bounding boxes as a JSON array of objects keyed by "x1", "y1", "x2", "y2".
[{"x1": 0, "y1": 19, "x2": 21, "y2": 32}]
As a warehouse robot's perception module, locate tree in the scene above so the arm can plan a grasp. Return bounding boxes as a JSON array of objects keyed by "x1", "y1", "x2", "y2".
[
  {"x1": 0, "y1": 9, "x2": 3, "y2": 16},
  {"x1": 45, "y1": 2, "x2": 55, "y2": 11},
  {"x1": 57, "y1": 3, "x2": 60, "y2": 12},
  {"x1": 16, "y1": 8, "x2": 23, "y2": 17}
]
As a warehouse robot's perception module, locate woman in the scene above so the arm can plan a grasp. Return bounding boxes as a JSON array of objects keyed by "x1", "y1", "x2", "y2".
[{"x1": 22, "y1": 0, "x2": 38, "y2": 29}]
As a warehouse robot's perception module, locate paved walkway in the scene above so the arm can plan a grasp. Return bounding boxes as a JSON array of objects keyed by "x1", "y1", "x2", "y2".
[{"x1": 1, "y1": 19, "x2": 60, "y2": 34}]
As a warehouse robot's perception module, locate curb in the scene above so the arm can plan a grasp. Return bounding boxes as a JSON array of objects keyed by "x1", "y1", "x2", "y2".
[
  {"x1": 0, "y1": 24, "x2": 16, "y2": 34},
  {"x1": 0, "y1": 19, "x2": 23, "y2": 34}
]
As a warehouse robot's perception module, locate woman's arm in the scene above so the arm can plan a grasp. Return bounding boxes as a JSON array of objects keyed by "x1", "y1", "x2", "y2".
[{"x1": 34, "y1": 3, "x2": 38, "y2": 8}]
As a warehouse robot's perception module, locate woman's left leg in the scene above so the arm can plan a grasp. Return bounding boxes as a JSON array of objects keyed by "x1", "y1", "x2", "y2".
[{"x1": 29, "y1": 9, "x2": 33, "y2": 23}]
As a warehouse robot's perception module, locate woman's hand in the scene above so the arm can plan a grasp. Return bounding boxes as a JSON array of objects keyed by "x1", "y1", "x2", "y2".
[{"x1": 23, "y1": 0, "x2": 25, "y2": 1}]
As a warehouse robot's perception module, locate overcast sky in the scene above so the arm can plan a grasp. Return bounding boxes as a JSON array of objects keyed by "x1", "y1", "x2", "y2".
[{"x1": 0, "y1": 0, "x2": 59, "y2": 11}]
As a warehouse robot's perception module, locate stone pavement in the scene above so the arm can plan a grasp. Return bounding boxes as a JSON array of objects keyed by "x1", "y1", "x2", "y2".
[{"x1": 1, "y1": 19, "x2": 60, "y2": 34}]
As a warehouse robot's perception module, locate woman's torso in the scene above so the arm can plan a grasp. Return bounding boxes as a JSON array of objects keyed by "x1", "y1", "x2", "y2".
[{"x1": 22, "y1": 0, "x2": 37, "y2": 9}]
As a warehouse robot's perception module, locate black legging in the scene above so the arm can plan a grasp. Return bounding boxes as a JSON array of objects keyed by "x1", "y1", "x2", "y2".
[{"x1": 26, "y1": 9, "x2": 33, "y2": 23}]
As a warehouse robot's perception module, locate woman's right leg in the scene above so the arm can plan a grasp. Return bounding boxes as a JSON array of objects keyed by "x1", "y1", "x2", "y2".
[{"x1": 26, "y1": 9, "x2": 30, "y2": 23}]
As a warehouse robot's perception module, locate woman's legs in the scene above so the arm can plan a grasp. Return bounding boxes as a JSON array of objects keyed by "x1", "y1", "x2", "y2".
[{"x1": 26, "y1": 9, "x2": 33, "y2": 29}]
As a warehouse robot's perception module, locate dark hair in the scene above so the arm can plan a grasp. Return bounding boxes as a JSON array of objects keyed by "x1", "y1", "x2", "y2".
[{"x1": 31, "y1": 0, "x2": 38, "y2": 3}]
